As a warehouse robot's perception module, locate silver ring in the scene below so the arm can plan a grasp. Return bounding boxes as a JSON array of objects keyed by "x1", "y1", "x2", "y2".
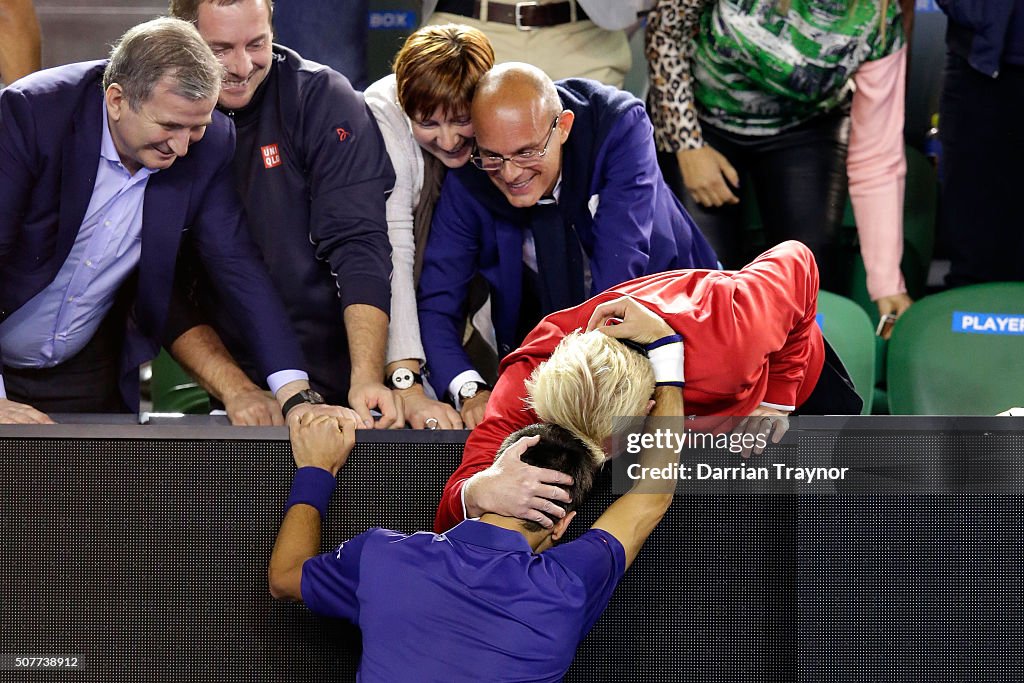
[{"x1": 425, "y1": 417, "x2": 439, "y2": 430}]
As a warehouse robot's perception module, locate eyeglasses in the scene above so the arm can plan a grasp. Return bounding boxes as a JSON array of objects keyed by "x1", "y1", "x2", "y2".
[{"x1": 470, "y1": 114, "x2": 561, "y2": 172}]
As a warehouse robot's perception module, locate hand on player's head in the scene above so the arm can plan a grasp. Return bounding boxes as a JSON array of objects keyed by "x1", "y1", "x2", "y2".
[
  {"x1": 586, "y1": 296, "x2": 674, "y2": 345},
  {"x1": 464, "y1": 434, "x2": 574, "y2": 527}
]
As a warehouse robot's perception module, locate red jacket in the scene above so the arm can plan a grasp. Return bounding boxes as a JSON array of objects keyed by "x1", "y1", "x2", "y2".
[{"x1": 434, "y1": 241, "x2": 825, "y2": 531}]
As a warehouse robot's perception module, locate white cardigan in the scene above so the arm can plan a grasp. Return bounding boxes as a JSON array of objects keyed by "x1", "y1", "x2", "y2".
[{"x1": 364, "y1": 74, "x2": 427, "y2": 367}]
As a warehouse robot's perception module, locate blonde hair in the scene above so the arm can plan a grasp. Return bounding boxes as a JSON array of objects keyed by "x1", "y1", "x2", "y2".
[{"x1": 525, "y1": 331, "x2": 655, "y2": 463}]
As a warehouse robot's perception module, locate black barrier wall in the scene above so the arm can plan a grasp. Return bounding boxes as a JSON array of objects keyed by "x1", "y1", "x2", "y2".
[{"x1": 0, "y1": 417, "x2": 1022, "y2": 681}]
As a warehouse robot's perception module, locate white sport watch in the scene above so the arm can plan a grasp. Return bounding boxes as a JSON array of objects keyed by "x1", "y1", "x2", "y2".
[{"x1": 386, "y1": 367, "x2": 422, "y2": 391}]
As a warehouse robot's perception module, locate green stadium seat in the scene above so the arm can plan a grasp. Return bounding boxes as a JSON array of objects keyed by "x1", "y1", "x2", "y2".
[
  {"x1": 734, "y1": 145, "x2": 939, "y2": 414},
  {"x1": 887, "y1": 283, "x2": 1024, "y2": 415},
  {"x1": 150, "y1": 349, "x2": 211, "y2": 415},
  {"x1": 816, "y1": 291, "x2": 876, "y2": 415}
]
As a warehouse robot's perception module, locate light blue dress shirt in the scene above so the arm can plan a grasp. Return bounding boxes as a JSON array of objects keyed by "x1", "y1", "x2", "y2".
[
  {"x1": 0, "y1": 103, "x2": 153, "y2": 375},
  {"x1": 0, "y1": 102, "x2": 307, "y2": 401}
]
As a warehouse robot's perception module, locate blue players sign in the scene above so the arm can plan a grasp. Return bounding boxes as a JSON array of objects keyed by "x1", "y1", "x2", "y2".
[{"x1": 952, "y1": 311, "x2": 1024, "y2": 336}]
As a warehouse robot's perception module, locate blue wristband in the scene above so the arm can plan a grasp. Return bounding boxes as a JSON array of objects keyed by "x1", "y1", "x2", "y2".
[
  {"x1": 285, "y1": 467, "x2": 337, "y2": 519},
  {"x1": 645, "y1": 334, "x2": 683, "y2": 351}
]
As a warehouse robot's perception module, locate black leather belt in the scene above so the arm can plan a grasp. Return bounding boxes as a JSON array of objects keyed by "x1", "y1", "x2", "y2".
[{"x1": 434, "y1": 0, "x2": 590, "y2": 30}]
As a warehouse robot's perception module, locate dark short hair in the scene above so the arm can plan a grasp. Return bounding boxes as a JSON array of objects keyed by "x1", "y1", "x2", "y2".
[
  {"x1": 497, "y1": 423, "x2": 599, "y2": 533},
  {"x1": 168, "y1": 0, "x2": 274, "y2": 25}
]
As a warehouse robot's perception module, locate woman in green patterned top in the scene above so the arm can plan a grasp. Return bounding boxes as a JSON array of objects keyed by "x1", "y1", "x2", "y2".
[{"x1": 647, "y1": 0, "x2": 914, "y2": 330}]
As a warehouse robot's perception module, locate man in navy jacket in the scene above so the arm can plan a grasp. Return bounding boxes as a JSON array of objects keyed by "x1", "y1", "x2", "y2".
[
  {"x1": 0, "y1": 18, "x2": 314, "y2": 423},
  {"x1": 417, "y1": 62, "x2": 717, "y2": 427},
  {"x1": 166, "y1": 0, "x2": 399, "y2": 428}
]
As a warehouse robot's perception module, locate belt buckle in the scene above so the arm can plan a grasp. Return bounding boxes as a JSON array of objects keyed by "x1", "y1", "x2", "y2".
[{"x1": 515, "y1": 1, "x2": 539, "y2": 31}]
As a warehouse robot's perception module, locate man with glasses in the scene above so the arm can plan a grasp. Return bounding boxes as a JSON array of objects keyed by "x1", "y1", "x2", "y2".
[{"x1": 417, "y1": 62, "x2": 717, "y2": 427}]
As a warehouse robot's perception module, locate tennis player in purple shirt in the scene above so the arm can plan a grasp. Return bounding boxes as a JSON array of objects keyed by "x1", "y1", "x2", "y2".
[{"x1": 269, "y1": 333, "x2": 682, "y2": 681}]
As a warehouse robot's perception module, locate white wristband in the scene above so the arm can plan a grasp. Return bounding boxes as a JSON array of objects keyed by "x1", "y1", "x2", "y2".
[{"x1": 646, "y1": 335, "x2": 684, "y2": 386}]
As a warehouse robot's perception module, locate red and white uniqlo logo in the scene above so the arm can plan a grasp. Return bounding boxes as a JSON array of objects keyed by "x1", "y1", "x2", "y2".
[{"x1": 261, "y1": 143, "x2": 282, "y2": 169}]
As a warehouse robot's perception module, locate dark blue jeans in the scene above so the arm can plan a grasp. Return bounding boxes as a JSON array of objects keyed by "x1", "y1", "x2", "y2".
[
  {"x1": 272, "y1": 0, "x2": 370, "y2": 89},
  {"x1": 659, "y1": 109, "x2": 851, "y2": 293},
  {"x1": 939, "y1": 52, "x2": 1024, "y2": 287}
]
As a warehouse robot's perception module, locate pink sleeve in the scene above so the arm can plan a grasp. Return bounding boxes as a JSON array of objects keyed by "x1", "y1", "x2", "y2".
[{"x1": 847, "y1": 45, "x2": 908, "y2": 301}]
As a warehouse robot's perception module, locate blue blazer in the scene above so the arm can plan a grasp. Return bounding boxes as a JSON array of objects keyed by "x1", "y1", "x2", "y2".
[
  {"x1": 0, "y1": 61, "x2": 305, "y2": 408},
  {"x1": 937, "y1": 0, "x2": 1024, "y2": 77},
  {"x1": 417, "y1": 79, "x2": 717, "y2": 397}
]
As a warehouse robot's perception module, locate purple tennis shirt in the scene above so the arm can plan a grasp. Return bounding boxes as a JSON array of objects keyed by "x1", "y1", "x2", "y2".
[{"x1": 301, "y1": 519, "x2": 626, "y2": 682}]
